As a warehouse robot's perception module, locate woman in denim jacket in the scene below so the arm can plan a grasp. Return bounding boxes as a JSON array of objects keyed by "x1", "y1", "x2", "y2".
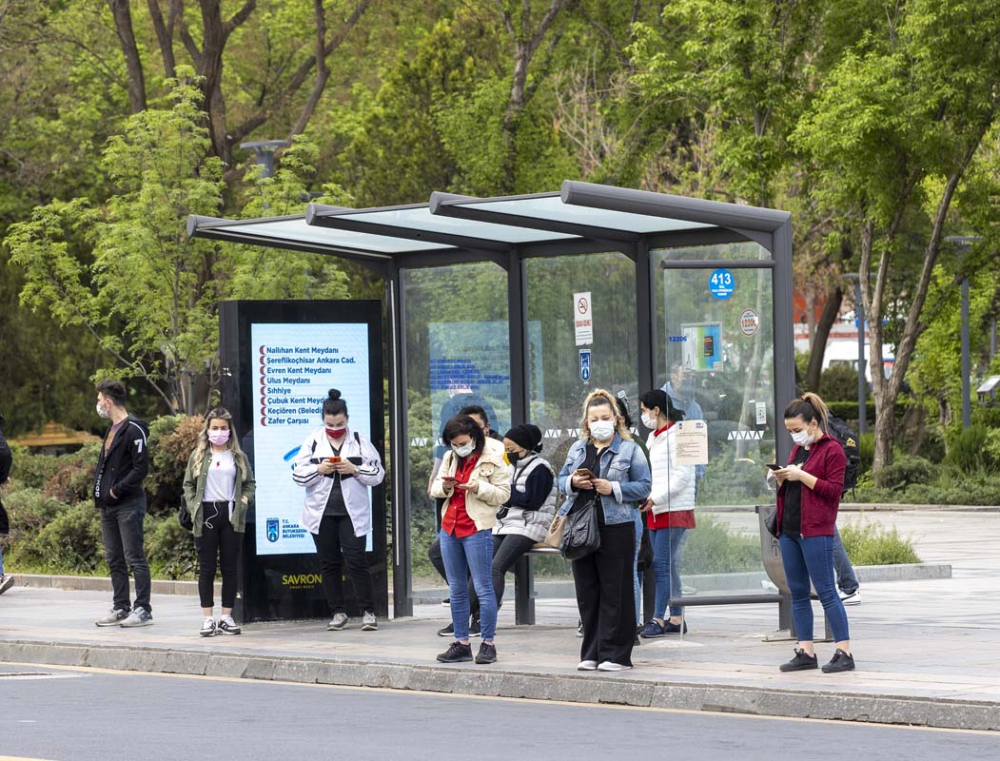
[{"x1": 557, "y1": 389, "x2": 652, "y2": 672}]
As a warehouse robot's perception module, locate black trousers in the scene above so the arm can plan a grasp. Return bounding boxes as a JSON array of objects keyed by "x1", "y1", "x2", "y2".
[
  {"x1": 573, "y1": 518, "x2": 636, "y2": 667},
  {"x1": 312, "y1": 514, "x2": 375, "y2": 615},
  {"x1": 427, "y1": 536, "x2": 448, "y2": 583},
  {"x1": 98, "y1": 499, "x2": 151, "y2": 613},
  {"x1": 194, "y1": 501, "x2": 240, "y2": 609},
  {"x1": 469, "y1": 533, "x2": 537, "y2": 617}
]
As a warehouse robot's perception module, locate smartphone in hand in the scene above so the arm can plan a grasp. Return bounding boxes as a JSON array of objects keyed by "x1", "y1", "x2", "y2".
[
  {"x1": 766, "y1": 463, "x2": 781, "y2": 471},
  {"x1": 329, "y1": 456, "x2": 342, "y2": 463},
  {"x1": 575, "y1": 468, "x2": 597, "y2": 480}
]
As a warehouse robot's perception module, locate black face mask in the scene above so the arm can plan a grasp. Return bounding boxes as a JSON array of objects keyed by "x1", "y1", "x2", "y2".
[{"x1": 508, "y1": 452, "x2": 520, "y2": 466}]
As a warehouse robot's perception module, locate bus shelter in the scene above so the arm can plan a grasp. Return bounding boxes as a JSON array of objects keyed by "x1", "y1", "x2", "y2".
[{"x1": 189, "y1": 181, "x2": 795, "y2": 619}]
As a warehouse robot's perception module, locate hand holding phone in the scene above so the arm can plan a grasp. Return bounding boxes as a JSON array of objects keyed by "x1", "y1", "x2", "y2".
[
  {"x1": 441, "y1": 475, "x2": 458, "y2": 483},
  {"x1": 575, "y1": 468, "x2": 597, "y2": 480},
  {"x1": 329, "y1": 456, "x2": 342, "y2": 463},
  {"x1": 766, "y1": 463, "x2": 781, "y2": 471}
]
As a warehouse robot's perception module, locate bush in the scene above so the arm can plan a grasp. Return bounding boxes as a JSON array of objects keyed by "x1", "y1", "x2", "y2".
[
  {"x1": 13, "y1": 503, "x2": 105, "y2": 574},
  {"x1": 145, "y1": 516, "x2": 198, "y2": 580},
  {"x1": 873, "y1": 455, "x2": 935, "y2": 490},
  {"x1": 840, "y1": 520, "x2": 921, "y2": 565},
  {"x1": 972, "y1": 406, "x2": 1000, "y2": 429},
  {"x1": 946, "y1": 424, "x2": 991, "y2": 474},
  {"x1": 858, "y1": 432, "x2": 875, "y2": 475},
  {"x1": 148, "y1": 414, "x2": 202, "y2": 493},
  {"x1": 915, "y1": 427, "x2": 947, "y2": 463},
  {"x1": 1, "y1": 488, "x2": 66, "y2": 537},
  {"x1": 43, "y1": 446, "x2": 100, "y2": 504},
  {"x1": 6, "y1": 445, "x2": 66, "y2": 490},
  {"x1": 819, "y1": 364, "x2": 859, "y2": 402},
  {"x1": 683, "y1": 515, "x2": 760, "y2": 574}
]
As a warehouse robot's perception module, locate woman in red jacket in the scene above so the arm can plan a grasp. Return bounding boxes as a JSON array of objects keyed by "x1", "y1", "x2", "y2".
[{"x1": 774, "y1": 392, "x2": 854, "y2": 674}]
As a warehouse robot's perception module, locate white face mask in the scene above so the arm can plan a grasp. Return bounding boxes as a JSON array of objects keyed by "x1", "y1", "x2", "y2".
[
  {"x1": 589, "y1": 420, "x2": 616, "y2": 441},
  {"x1": 96, "y1": 401, "x2": 110, "y2": 419},
  {"x1": 452, "y1": 442, "x2": 475, "y2": 458},
  {"x1": 790, "y1": 429, "x2": 814, "y2": 447},
  {"x1": 641, "y1": 412, "x2": 657, "y2": 429}
]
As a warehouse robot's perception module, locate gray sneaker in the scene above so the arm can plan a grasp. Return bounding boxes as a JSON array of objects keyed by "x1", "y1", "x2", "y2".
[
  {"x1": 120, "y1": 607, "x2": 153, "y2": 628},
  {"x1": 95, "y1": 608, "x2": 129, "y2": 627},
  {"x1": 361, "y1": 611, "x2": 378, "y2": 631},
  {"x1": 327, "y1": 612, "x2": 348, "y2": 631}
]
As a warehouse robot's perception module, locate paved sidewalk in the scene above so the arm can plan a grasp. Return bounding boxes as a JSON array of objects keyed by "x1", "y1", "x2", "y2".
[{"x1": 2, "y1": 510, "x2": 998, "y2": 730}]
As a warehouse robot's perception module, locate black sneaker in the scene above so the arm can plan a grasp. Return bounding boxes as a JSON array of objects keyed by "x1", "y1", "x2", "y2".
[
  {"x1": 436, "y1": 641, "x2": 473, "y2": 663},
  {"x1": 441, "y1": 597, "x2": 450, "y2": 607},
  {"x1": 475, "y1": 642, "x2": 497, "y2": 664},
  {"x1": 663, "y1": 619, "x2": 688, "y2": 634},
  {"x1": 822, "y1": 649, "x2": 856, "y2": 673},
  {"x1": 779, "y1": 648, "x2": 819, "y2": 672},
  {"x1": 469, "y1": 617, "x2": 481, "y2": 637},
  {"x1": 437, "y1": 622, "x2": 455, "y2": 637}
]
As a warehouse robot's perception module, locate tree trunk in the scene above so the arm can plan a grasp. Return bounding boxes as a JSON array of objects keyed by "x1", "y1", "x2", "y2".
[
  {"x1": 107, "y1": 0, "x2": 147, "y2": 113},
  {"x1": 805, "y1": 285, "x2": 843, "y2": 392}
]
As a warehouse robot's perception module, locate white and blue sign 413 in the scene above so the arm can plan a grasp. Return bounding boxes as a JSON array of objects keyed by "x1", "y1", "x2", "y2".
[{"x1": 709, "y1": 268, "x2": 735, "y2": 300}]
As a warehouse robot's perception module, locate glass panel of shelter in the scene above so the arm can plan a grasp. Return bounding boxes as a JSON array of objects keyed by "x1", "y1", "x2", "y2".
[
  {"x1": 653, "y1": 243, "x2": 777, "y2": 600},
  {"x1": 402, "y1": 262, "x2": 512, "y2": 596},
  {"x1": 524, "y1": 251, "x2": 639, "y2": 587}
]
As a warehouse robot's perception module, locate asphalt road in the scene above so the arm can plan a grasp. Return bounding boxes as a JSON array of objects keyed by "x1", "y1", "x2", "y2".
[{"x1": 0, "y1": 664, "x2": 997, "y2": 761}]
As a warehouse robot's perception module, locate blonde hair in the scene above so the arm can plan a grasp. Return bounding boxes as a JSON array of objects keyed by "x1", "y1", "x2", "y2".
[
  {"x1": 192, "y1": 407, "x2": 248, "y2": 481},
  {"x1": 783, "y1": 391, "x2": 830, "y2": 433},
  {"x1": 579, "y1": 388, "x2": 633, "y2": 442}
]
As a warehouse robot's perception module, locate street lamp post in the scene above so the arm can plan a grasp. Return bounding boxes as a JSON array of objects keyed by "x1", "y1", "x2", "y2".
[
  {"x1": 945, "y1": 236, "x2": 979, "y2": 430},
  {"x1": 239, "y1": 139, "x2": 291, "y2": 179},
  {"x1": 846, "y1": 274, "x2": 867, "y2": 434}
]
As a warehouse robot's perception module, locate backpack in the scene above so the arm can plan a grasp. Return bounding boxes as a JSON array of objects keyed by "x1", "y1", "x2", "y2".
[{"x1": 826, "y1": 415, "x2": 861, "y2": 496}]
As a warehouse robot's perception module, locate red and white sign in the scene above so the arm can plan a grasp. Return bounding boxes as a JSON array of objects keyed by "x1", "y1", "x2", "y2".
[
  {"x1": 739, "y1": 308, "x2": 760, "y2": 337},
  {"x1": 574, "y1": 291, "x2": 593, "y2": 346}
]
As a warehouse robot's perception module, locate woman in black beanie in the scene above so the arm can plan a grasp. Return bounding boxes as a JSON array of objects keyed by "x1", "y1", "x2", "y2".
[{"x1": 467, "y1": 424, "x2": 558, "y2": 630}]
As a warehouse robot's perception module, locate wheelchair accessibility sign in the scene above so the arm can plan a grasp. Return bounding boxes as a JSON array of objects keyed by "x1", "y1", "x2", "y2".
[{"x1": 579, "y1": 349, "x2": 592, "y2": 382}]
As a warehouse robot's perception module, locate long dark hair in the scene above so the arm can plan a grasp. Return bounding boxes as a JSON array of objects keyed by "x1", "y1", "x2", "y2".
[
  {"x1": 442, "y1": 414, "x2": 485, "y2": 453},
  {"x1": 640, "y1": 389, "x2": 684, "y2": 423},
  {"x1": 322, "y1": 388, "x2": 348, "y2": 418}
]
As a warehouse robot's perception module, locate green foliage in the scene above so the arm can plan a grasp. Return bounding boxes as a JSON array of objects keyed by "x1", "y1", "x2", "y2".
[
  {"x1": 946, "y1": 425, "x2": 992, "y2": 475},
  {"x1": 147, "y1": 415, "x2": 200, "y2": 495},
  {"x1": 820, "y1": 364, "x2": 860, "y2": 402},
  {"x1": 0, "y1": 489, "x2": 65, "y2": 538},
  {"x1": 14, "y1": 503, "x2": 105, "y2": 575},
  {"x1": 840, "y1": 520, "x2": 921, "y2": 566},
  {"x1": 872, "y1": 455, "x2": 935, "y2": 490},
  {"x1": 145, "y1": 517, "x2": 198, "y2": 580},
  {"x1": 683, "y1": 515, "x2": 760, "y2": 574},
  {"x1": 857, "y1": 432, "x2": 875, "y2": 475}
]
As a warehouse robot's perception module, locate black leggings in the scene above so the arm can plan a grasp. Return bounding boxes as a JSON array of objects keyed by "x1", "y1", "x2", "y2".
[
  {"x1": 312, "y1": 514, "x2": 375, "y2": 615},
  {"x1": 195, "y1": 501, "x2": 240, "y2": 609},
  {"x1": 469, "y1": 533, "x2": 538, "y2": 617}
]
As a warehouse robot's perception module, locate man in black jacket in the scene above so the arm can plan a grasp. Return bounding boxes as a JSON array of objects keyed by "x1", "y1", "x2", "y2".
[
  {"x1": 92, "y1": 381, "x2": 153, "y2": 627},
  {"x1": 0, "y1": 413, "x2": 13, "y2": 595}
]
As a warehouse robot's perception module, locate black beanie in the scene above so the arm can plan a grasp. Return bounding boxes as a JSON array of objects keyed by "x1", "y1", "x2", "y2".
[{"x1": 504, "y1": 423, "x2": 543, "y2": 453}]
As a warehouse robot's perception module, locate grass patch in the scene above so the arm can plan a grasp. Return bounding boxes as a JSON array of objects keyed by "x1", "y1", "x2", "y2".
[{"x1": 840, "y1": 519, "x2": 921, "y2": 566}]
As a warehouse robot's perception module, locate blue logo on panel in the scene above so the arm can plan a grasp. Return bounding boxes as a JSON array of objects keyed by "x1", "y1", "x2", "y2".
[
  {"x1": 709, "y1": 268, "x2": 735, "y2": 300},
  {"x1": 579, "y1": 350, "x2": 592, "y2": 382},
  {"x1": 266, "y1": 518, "x2": 280, "y2": 543}
]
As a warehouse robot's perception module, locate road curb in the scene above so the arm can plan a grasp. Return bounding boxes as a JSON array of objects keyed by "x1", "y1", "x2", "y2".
[{"x1": 1, "y1": 640, "x2": 997, "y2": 732}]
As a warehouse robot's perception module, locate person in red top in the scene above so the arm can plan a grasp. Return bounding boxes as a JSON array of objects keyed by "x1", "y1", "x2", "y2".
[
  {"x1": 430, "y1": 415, "x2": 511, "y2": 665},
  {"x1": 637, "y1": 390, "x2": 697, "y2": 638},
  {"x1": 773, "y1": 392, "x2": 854, "y2": 674}
]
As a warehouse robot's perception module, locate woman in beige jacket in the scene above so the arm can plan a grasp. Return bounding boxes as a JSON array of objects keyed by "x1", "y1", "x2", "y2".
[{"x1": 431, "y1": 414, "x2": 511, "y2": 665}]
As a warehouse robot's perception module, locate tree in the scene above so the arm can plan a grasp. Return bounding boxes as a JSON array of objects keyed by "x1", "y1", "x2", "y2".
[{"x1": 793, "y1": 0, "x2": 1000, "y2": 470}]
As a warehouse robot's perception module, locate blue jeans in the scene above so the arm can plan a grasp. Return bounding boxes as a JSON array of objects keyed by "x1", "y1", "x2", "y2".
[
  {"x1": 651, "y1": 527, "x2": 688, "y2": 619},
  {"x1": 779, "y1": 533, "x2": 850, "y2": 642},
  {"x1": 440, "y1": 529, "x2": 497, "y2": 642},
  {"x1": 833, "y1": 525, "x2": 858, "y2": 594}
]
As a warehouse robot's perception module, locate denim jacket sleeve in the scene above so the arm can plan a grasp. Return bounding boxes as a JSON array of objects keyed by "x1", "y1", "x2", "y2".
[
  {"x1": 611, "y1": 441, "x2": 652, "y2": 505},
  {"x1": 556, "y1": 442, "x2": 585, "y2": 516}
]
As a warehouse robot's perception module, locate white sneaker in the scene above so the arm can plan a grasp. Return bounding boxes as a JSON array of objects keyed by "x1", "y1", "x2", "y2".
[
  {"x1": 597, "y1": 661, "x2": 632, "y2": 672},
  {"x1": 577, "y1": 660, "x2": 598, "y2": 671},
  {"x1": 218, "y1": 615, "x2": 241, "y2": 635},
  {"x1": 327, "y1": 612, "x2": 348, "y2": 631},
  {"x1": 361, "y1": 611, "x2": 378, "y2": 631},
  {"x1": 839, "y1": 589, "x2": 861, "y2": 606},
  {"x1": 200, "y1": 617, "x2": 217, "y2": 637},
  {"x1": 119, "y1": 607, "x2": 153, "y2": 628}
]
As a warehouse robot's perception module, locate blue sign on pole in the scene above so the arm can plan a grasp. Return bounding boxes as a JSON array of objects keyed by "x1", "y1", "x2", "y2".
[
  {"x1": 579, "y1": 349, "x2": 592, "y2": 382},
  {"x1": 709, "y1": 268, "x2": 735, "y2": 300}
]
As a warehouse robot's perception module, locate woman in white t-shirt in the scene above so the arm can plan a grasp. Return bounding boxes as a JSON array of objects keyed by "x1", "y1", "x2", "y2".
[{"x1": 183, "y1": 408, "x2": 255, "y2": 637}]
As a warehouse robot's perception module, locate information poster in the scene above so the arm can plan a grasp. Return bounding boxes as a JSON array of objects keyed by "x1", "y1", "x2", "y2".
[
  {"x1": 252, "y1": 322, "x2": 371, "y2": 555},
  {"x1": 674, "y1": 420, "x2": 709, "y2": 466},
  {"x1": 681, "y1": 322, "x2": 724, "y2": 372}
]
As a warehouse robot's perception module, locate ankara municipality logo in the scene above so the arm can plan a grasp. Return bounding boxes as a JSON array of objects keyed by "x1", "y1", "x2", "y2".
[{"x1": 266, "y1": 518, "x2": 280, "y2": 543}]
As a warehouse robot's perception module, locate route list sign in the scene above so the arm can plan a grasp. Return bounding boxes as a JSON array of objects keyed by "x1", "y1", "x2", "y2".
[{"x1": 251, "y1": 322, "x2": 371, "y2": 555}]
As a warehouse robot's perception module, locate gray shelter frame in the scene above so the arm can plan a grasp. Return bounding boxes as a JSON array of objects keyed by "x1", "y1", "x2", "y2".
[{"x1": 189, "y1": 180, "x2": 795, "y2": 618}]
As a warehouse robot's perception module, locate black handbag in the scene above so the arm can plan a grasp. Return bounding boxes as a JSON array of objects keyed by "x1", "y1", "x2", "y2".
[
  {"x1": 763, "y1": 506, "x2": 778, "y2": 538},
  {"x1": 178, "y1": 495, "x2": 193, "y2": 531},
  {"x1": 560, "y1": 497, "x2": 601, "y2": 561}
]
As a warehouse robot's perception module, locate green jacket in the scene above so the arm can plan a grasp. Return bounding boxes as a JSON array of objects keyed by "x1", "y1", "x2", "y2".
[{"x1": 182, "y1": 448, "x2": 256, "y2": 538}]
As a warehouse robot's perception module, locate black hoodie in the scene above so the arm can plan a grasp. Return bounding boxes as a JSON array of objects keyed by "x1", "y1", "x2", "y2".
[{"x1": 93, "y1": 414, "x2": 149, "y2": 507}]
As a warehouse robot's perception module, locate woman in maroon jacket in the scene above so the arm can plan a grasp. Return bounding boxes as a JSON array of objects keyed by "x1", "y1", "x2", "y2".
[{"x1": 774, "y1": 392, "x2": 854, "y2": 674}]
